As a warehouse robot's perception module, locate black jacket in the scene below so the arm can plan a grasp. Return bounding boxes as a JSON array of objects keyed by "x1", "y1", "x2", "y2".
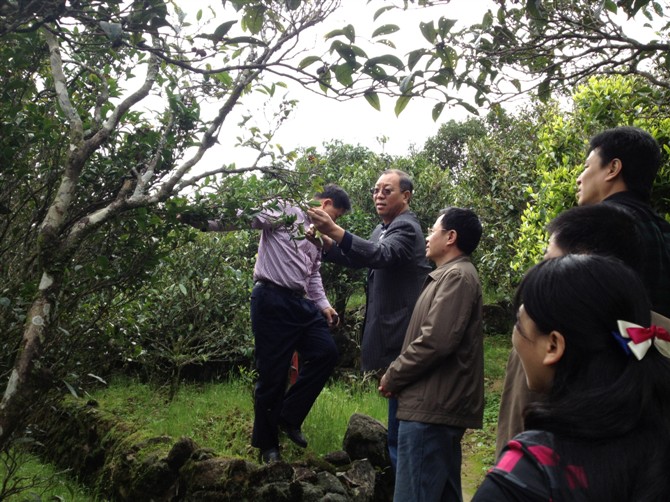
[{"x1": 323, "y1": 210, "x2": 431, "y2": 371}]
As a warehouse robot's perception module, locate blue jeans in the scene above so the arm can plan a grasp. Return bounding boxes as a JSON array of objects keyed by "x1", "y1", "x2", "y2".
[
  {"x1": 387, "y1": 397, "x2": 399, "y2": 471},
  {"x1": 394, "y1": 420, "x2": 465, "y2": 502}
]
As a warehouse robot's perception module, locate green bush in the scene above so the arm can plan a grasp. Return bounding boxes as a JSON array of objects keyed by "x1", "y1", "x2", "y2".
[{"x1": 111, "y1": 231, "x2": 257, "y2": 398}]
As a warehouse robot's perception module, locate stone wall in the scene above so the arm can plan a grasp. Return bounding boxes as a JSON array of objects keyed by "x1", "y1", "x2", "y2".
[{"x1": 32, "y1": 400, "x2": 394, "y2": 501}]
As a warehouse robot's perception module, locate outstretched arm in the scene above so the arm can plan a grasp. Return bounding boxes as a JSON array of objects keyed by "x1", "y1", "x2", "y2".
[{"x1": 177, "y1": 212, "x2": 237, "y2": 232}]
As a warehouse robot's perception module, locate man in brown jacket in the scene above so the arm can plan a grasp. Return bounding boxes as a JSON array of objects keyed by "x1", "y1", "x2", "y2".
[{"x1": 379, "y1": 207, "x2": 484, "y2": 502}]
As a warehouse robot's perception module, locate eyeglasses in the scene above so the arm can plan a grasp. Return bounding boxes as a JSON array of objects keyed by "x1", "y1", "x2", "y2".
[
  {"x1": 427, "y1": 227, "x2": 448, "y2": 236},
  {"x1": 370, "y1": 187, "x2": 395, "y2": 196}
]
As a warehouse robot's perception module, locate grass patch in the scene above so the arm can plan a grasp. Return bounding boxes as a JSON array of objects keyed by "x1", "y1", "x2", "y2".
[
  {"x1": 6, "y1": 335, "x2": 511, "y2": 500},
  {"x1": 303, "y1": 376, "x2": 388, "y2": 454},
  {"x1": 92, "y1": 372, "x2": 388, "y2": 464},
  {"x1": 462, "y1": 334, "x2": 511, "y2": 495},
  {"x1": 0, "y1": 448, "x2": 97, "y2": 501}
]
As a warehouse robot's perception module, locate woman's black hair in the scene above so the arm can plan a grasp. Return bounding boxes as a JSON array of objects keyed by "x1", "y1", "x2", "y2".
[{"x1": 515, "y1": 255, "x2": 670, "y2": 500}]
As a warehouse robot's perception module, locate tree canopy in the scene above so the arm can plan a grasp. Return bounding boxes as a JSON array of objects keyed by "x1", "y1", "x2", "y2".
[{"x1": 319, "y1": 0, "x2": 670, "y2": 116}]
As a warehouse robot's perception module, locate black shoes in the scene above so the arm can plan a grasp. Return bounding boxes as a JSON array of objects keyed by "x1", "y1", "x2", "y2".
[
  {"x1": 280, "y1": 422, "x2": 308, "y2": 448},
  {"x1": 258, "y1": 422, "x2": 307, "y2": 464},
  {"x1": 260, "y1": 447, "x2": 281, "y2": 464}
]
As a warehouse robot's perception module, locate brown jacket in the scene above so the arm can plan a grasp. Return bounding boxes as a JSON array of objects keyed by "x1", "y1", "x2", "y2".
[
  {"x1": 383, "y1": 256, "x2": 484, "y2": 428},
  {"x1": 494, "y1": 348, "x2": 541, "y2": 457}
]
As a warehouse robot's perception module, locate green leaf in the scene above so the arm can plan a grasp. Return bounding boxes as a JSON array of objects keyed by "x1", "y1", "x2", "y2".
[
  {"x1": 394, "y1": 95, "x2": 412, "y2": 117},
  {"x1": 407, "y1": 49, "x2": 427, "y2": 71},
  {"x1": 364, "y1": 64, "x2": 389, "y2": 82},
  {"x1": 497, "y1": 6, "x2": 506, "y2": 23},
  {"x1": 225, "y1": 36, "x2": 267, "y2": 46},
  {"x1": 285, "y1": 0, "x2": 301, "y2": 10},
  {"x1": 437, "y1": 18, "x2": 457, "y2": 36},
  {"x1": 419, "y1": 21, "x2": 437, "y2": 44},
  {"x1": 375, "y1": 39, "x2": 397, "y2": 49},
  {"x1": 604, "y1": 0, "x2": 618, "y2": 13},
  {"x1": 371, "y1": 24, "x2": 400, "y2": 38},
  {"x1": 537, "y1": 79, "x2": 551, "y2": 101},
  {"x1": 318, "y1": 68, "x2": 331, "y2": 93},
  {"x1": 630, "y1": 0, "x2": 651, "y2": 16},
  {"x1": 429, "y1": 74, "x2": 450, "y2": 87},
  {"x1": 298, "y1": 55, "x2": 321, "y2": 69},
  {"x1": 343, "y1": 24, "x2": 356, "y2": 43},
  {"x1": 459, "y1": 101, "x2": 479, "y2": 115},
  {"x1": 63, "y1": 380, "x2": 78, "y2": 399},
  {"x1": 652, "y1": 1, "x2": 663, "y2": 15},
  {"x1": 349, "y1": 44, "x2": 368, "y2": 58},
  {"x1": 399, "y1": 75, "x2": 413, "y2": 94},
  {"x1": 179, "y1": 283, "x2": 187, "y2": 295},
  {"x1": 213, "y1": 20, "x2": 237, "y2": 40},
  {"x1": 482, "y1": 11, "x2": 494, "y2": 29},
  {"x1": 243, "y1": 5, "x2": 265, "y2": 35},
  {"x1": 331, "y1": 41, "x2": 357, "y2": 64},
  {"x1": 367, "y1": 54, "x2": 404, "y2": 71},
  {"x1": 333, "y1": 63, "x2": 354, "y2": 86},
  {"x1": 364, "y1": 90, "x2": 381, "y2": 111},
  {"x1": 214, "y1": 71, "x2": 233, "y2": 87},
  {"x1": 324, "y1": 28, "x2": 347, "y2": 40},
  {"x1": 437, "y1": 46, "x2": 457, "y2": 69},
  {"x1": 373, "y1": 5, "x2": 394, "y2": 21},
  {"x1": 432, "y1": 102, "x2": 445, "y2": 121}
]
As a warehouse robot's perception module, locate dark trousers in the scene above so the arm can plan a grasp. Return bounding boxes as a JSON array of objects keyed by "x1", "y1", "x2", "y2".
[{"x1": 250, "y1": 283, "x2": 338, "y2": 450}]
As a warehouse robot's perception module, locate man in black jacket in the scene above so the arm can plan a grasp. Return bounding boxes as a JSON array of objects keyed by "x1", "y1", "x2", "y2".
[
  {"x1": 307, "y1": 169, "x2": 431, "y2": 470},
  {"x1": 577, "y1": 126, "x2": 670, "y2": 317}
]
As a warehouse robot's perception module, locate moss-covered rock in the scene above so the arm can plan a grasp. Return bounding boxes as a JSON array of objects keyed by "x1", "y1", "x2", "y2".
[{"x1": 29, "y1": 398, "x2": 389, "y2": 501}]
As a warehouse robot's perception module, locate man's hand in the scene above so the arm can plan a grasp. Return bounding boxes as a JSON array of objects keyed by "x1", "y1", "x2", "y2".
[
  {"x1": 322, "y1": 307, "x2": 340, "y2": 327},
  {"x1": 378, "y1": 374, "x2": 395, "y2": 399},
  {"x1": 306, "y1": 224, "x2": 334, "y2": 251},
  {"x1": 308, "y1": 208, "x2": 345, "y2": 243},
  {"x1": 177, "y1": 212, "x2": 209, "y2": 231}
]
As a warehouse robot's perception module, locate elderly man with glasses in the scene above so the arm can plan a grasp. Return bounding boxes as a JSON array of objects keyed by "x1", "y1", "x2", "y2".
[{"x1": 307, "y1": 169, "x2": 431, "y2": 471}]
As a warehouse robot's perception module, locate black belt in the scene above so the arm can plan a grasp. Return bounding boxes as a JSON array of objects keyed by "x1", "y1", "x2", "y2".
[{"x1": 254, "y1": 280, "x2": 305, "y2": 298}]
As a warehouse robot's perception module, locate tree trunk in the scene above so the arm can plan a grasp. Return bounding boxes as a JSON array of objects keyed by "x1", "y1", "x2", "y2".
[{"x1": 0, "y1": 294, "x2": 54, "y2": 450}]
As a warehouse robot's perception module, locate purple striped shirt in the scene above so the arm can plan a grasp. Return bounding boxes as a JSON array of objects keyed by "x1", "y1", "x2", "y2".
[{"x1": 208, "y1": 201, "x2": 330, "y2": 311}]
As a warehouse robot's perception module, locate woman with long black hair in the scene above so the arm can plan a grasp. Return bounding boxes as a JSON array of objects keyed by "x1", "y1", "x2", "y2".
[{"x1": 474, "y1": 254, "x2": 670, "y2": 501}]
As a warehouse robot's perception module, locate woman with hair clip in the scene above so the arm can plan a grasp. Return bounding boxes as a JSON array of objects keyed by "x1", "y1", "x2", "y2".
[{"x1": 473, "y1": 254, "x2": 670, "y2": 501}]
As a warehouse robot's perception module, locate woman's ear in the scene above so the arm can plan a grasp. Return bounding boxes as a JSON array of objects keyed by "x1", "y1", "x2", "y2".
[{"x1": 543, "y1": 330, "x2": 565, "y2": 366}]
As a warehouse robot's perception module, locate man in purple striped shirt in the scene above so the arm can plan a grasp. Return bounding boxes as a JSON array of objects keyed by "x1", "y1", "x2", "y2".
[{"x1": 179, "y1": 184, "x2": 351, "y2": 463}]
